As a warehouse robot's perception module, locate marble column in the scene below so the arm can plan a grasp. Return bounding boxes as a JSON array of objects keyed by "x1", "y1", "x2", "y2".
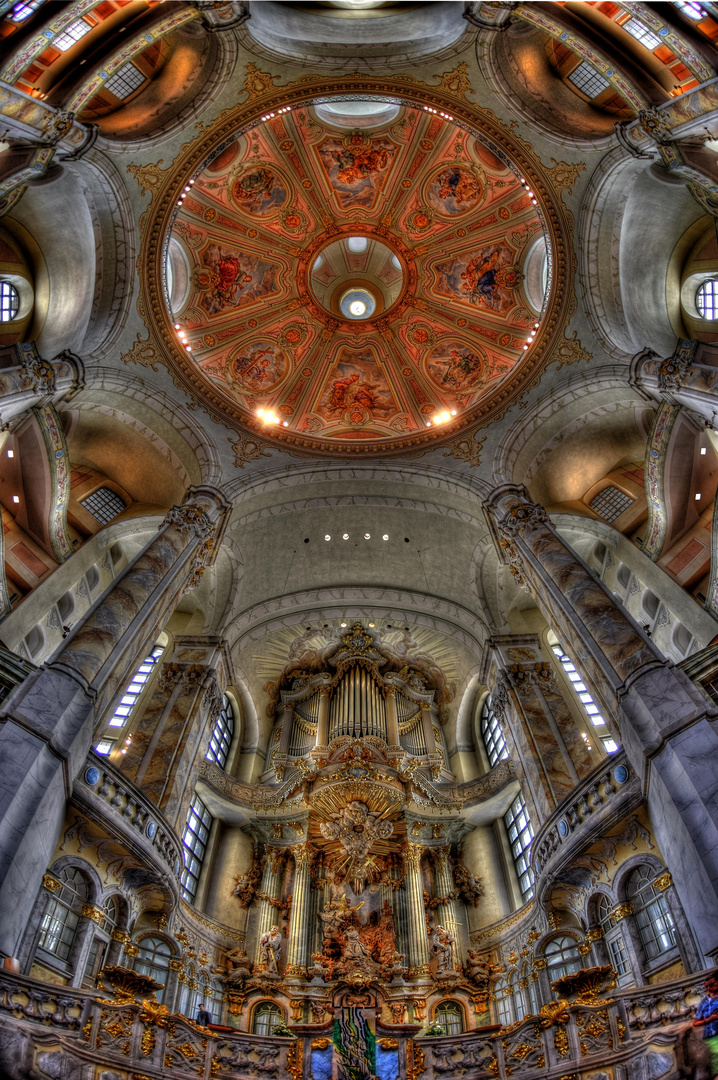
[
  {"x1": 0, "y1": 486, "x2": 230, "y2": 959},
  {"x1": 284, "y1": 843, "x2": 313, "y2": 979},
  {"x1": 432, "y1": 846, "x2": 463, "y2": 966},
  {"x1": 0, "y1": 343, "x2": 84, "y2": 429},
  {"x1": 385, "y1": 688, "x2": 400, "y2": 748},
  {"x1": 315, "y1": 689, "x2": 330, "y2": 748},
  {"x1": 404, "y1": 842, "x2": 430, "y2": 978},
  {"x1": 254, "y1": 848, "x2": 284, "y2": 970},
  {"x1": 485, "y1": 483, "x2": 718, "y2": 962},
  {"x1": 630, "y1": 339, "x2": 718, "y2": 430}
]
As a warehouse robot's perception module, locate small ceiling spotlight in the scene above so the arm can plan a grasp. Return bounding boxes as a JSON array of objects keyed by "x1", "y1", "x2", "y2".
[
  {"x1": 7, "y1": 450, "x2": 13, "y2": 458},
  {"x1": 342, "y1": 533, "x2": 349, "y2": 540},
  {"x1": 382, "y1": 534, "x2": 389, "y2": 541},
  {"x1": 364, "y1": 532, "x2": 371, "y2": 539},
  {"x1": 341, "y1": 622, "x2": 347, "y2": 627},
  {"x1": 325, "y1": 534, "x2": 331, "y2": 541},
  {"x1": 12, "y1": 495, "x2": 19, "y2": 503}
]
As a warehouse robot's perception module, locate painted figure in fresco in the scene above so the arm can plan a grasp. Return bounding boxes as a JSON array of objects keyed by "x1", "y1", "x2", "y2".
[
  {"x1": 331, "y1": 145, "x2": 392, "y2": 186},
  {"x1": 233, "y1": 168, "x2": 274, "y2": 205},
  {"x1": 215, "y1": 256, "x2": 253, "y2": 307},
  {"x1": 461, "y1": 248, "x2": 502, "y2": 310},
  {"x1": 435, "y1": 347, "x2": 482, "y2": 390},
  {"x1": 260, "y1": 925, "x2": 282, "y2": 974},
  {"x1": 435, "y1": 168, "x2": 481, "y2": 209},
  {"x1": 200, "y1": 244, "x2": 279, "y2": 316},
  {"x1": 432, "y1": 924, "x2": 455, "y2": 974},
  {"x1": 329, "y1": 372, "x2": 360, "y2": 410}
]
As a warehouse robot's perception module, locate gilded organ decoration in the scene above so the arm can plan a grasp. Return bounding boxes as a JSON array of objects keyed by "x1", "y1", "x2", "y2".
[{"x1": 319, "y1": 801, "x2": 394, "y2": 893}]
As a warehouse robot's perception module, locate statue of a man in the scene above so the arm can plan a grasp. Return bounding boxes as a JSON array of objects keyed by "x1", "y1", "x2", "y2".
[
  {"x1": 260, "y1": 925, "x2": 282, "y2": 975},
  {"x1": 432, "y1": 925, "x2": 455, "y2": 975},
  {"x1": 224, "y1": 946, "x2": 251, "y2": 985},
  {"x1": 343, "y1": 927, "x2": 371, "y2": 961}
]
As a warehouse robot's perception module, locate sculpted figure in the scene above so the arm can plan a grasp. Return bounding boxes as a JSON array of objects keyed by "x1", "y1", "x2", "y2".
[
  {"x1": 465, "y1": 949, "x2": 499, "y2": 990},
  {"x1": 343, "y1": 927, "x2": 372, "y2": 961},
  {"x1": 223, "y1": 946, "x2": 252, "y2": 985},
  {"x1": 260, "y1": 925, "x2": 282, "y2": 975},
  {"x1": 432, "y1": 924, "x2": 455, "y2": 974}
]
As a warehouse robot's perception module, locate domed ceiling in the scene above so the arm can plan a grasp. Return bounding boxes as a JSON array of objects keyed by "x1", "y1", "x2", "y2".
[{"x1": 162, "y1": 96, "x2": 553, "y2": 454}]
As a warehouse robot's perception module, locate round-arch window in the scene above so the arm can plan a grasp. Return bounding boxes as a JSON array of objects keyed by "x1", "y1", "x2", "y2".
[
  {"x1": 253, "y1": 1001, "x2": 283, "y2": 1035},
  {"x1": 435, "y1": 1000, "x2": 464, "y2": 1035},
  {"x1": 626, "y1": 865, "x2": 676, "y2": 959},
  {"x1": 544, "y1": 935, "x2": 580, "y2": 980},
  {"x1": 0, "y1": 282, "x2": 20, "y2": 322},
  {"x1": 696, "y1": 280, "x2": 718, "y2": 320}
]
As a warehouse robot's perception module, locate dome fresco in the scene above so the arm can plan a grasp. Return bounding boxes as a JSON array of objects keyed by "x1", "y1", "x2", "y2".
[{"x1": 164, "y1": 100, "x2": 550, "y2": 451}]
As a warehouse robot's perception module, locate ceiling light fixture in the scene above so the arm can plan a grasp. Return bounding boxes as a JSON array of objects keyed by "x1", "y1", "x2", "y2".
[
  {"x1": 325, "y1": 534, "x2": 331, "y2": 541},
  {"x1": 382, "y1": 534, "x2": 389, "y2": 541},
  {"x1": 12, "y1": 495, "x2": 19, "y2": 503},
  {"x1": 7, "y1": 450, "x2": 13, "y2": 458}
]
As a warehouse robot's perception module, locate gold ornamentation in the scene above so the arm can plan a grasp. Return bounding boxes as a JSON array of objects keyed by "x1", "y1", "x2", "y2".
[
  {"x1": 432, "y1": 62, "x2": 474, "y2": 101},
  {"x1": 537, "y1": 1000, "x2": 570, "y2": 1027},
  {"x1": 120, "y1": 332, "x2": 162, "y2": 371},
  {"x1": 97, "y1": 966, "x2": 163, "y2": 1003},
  {"x1": 407, "y1": 1042, "x2": 426, "y2": 1080},
  {"x1": 289, "y1": 999, "x2": 304, "y2": 1021},
  {"x1": 379, "y1": 1038, "x2": 399, "y2": 1049},
  {"x1": 610, "y1": 902, "x2": 633, "y2": 921},
  {"x1": 243, "y1": 63, "x2": 280, "y2": 98},
  {"x1": 286, "y1": 1039, "x2": 303, "y2": 1080},
  {"x1": 124, "y1": 944, "x2": 139, "y2": 958},
  {"x1": 653, "y1": 871, "x2": 672, "y2": 891},
  {"x1": 585, "y1": 928, "x2": 604, "y2": 942},
  {"x1": 442, "y1": 434, "x2": 486, "y2": 467},
  {"x1": 228, "y1": 432, "x2": 272, "y2": 469},
  {"x1": 43, "y1": 874, "x2": 62, "y2": 893},
  {"x1": 141, "y1": 1026, "x2": 155, "y2": 1056},
  {"x1": 617, "y1": 1017, "x2": 626, "y2": 1041},
  {"x1": 312, "y1": 1038, "x2": 331, "y2": 1049},
  {"x1": 553, "y1": 330, "x2": 592, "y2": 370},
  {"x1": 139, "y1": 1000, "x2": 169, "y2": 1026},
  {"x1": 554, "y1": 1026, "x2": 569, "y2": 1057},
  {"x1": 111, "y1": 929, "x2": 131, "y2": 945},
  {"x1": 546, "y1": 159, "x2": 586, "y2": 195},
  {"x1": 127, "y1": 160, "x2": 168, "y2": 194},
  {"x1": 226, "y1": 991, "x2": 246, "y2": 1016},
  {"x1": 81, "y1": 904, "x2": 105, "y2": 925},
  {"x1": 404, "y1": 842, "x2": 424, "y2": 871},
  {"x1": 168, "y1": 958, "x2": 184, "y2": 972},
  {"x1": 411, "y1": 998, "x2": 427, "y2": 1021}
]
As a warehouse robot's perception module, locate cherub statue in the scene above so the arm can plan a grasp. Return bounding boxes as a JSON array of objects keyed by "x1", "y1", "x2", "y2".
[{"x1": 260, "y1": 925, "x2": 282, "y2": 975}]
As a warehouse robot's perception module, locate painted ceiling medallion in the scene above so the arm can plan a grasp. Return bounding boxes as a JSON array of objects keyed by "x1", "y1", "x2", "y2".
[{"x1": 160, "y1": 92, "x2": 556, "y2": 455}]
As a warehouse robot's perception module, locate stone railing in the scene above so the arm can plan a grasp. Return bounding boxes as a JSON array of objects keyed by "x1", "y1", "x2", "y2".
[
  {"x1": 530, "y1": 751, "x2": 641, "y2": 889},
  {"x1": 0, "y1": 969, "x2": 88, "y2": 1029},
  {"x1": 457, "y1": 758, "x2": 518, "y2": 805},
  {"x1": 419, "y1": 968, "x2": 710, "y2": 1080},
  {"x1": 74, "y1": 754, "x2": 183, "y2": 886}
]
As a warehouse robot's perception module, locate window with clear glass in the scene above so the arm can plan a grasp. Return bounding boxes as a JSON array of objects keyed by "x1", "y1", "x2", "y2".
[
  {"x1": 103, "y1": 645, "x2": 163, "y2": 732},
  {"x1": 674, "y1": 0, "x2": 707, "y2": 17},
  {"x1": 104, "y1": 62, "x2": 146, "y2": 100},
  {"x1": 206, "y1": 978, "x2": 223, "y2": 1022},
  {"x1": 206, "y1": 695, "x2": 234, "y2": 769},
  {"x1": 493, "y1": 978, "x2": 513, "y2": 1026},
  {"x1": 181, "y1": 794, "x2": 212, "y2": 902},
  {"x1": 253, "y1": 1001, "x2": 283, "y2": 1035},
  {"x1": 8, "y1": 0, "x2": 45, "y2": 20},
  {"x1": 544, "y1": 935, "x2": 581, "y2": 980},
  {"x1": 551, "y1": 641, "x2": 619, "y2": 754},
  {"x1": 623, "y1": 18, "x2": 661, "y2": 50},
  {"x1": 53, "y1": 17, "x2": 92, "y2": 52},
  {"x1": 511, "y1": 971, "x2": 529, "y2": 1022},
  {"x1": 598, "y1": 895, "x2": 631, "y2": 978},
  {"x1": 626, "y1": 866, "x2": 676, "y2": 960},
  {"x1": 134, "y1": 937, "x2": 171, "y2": 1003},
  {"x1": 567, "y1": 62, "x2": 610, "y2": 98},
  {"x1": 481, "y1": 695, "x2": 509, "y2": 767},
  {"x1": 504, "y1": 793, "x2": 534, "y2": 902},
  {"x1": 95, "y1": 738, "x2": 116, "y2": 756},
  {"x1": 0, "y1": 282, "x2": 20, "y2": 322},
  {"x1": 37, "y1": 867, "x2": 89, "y2": 965},
  {"x1": 696, "y1": 280, "x2": 718, "y2": 320},
  {"x1": 589, "y1": 486, "x2": 633, "y2": 523},
  {"x1": 435, "y1": 1000, "x2": 463, "y2": 1035},
  {"x1": 81, "y1": 487, "x2": 126, "y2": 525}
]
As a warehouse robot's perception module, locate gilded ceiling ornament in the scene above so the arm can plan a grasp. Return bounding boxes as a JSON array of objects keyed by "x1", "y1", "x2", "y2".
[
  {"x1": 243, "y1": 63, "x2": 281, "y2": 99},
  {"x1": 552, "y1": 331, "x2": 592, "y2": 370},
  {"x1": 127, "y1": 160, "x2": 169, "y2": 196},
  {"x1": 120, "y1": 333, "x2": 162, "y2": 372},
  {"x1": 228, "y1": 432, "x2": 272, "y2": 469},
  {"x1": 442, "y1": 434, "x2": 486, "y2": 467},
  {"x1": 546, "y1": 160, "x2": 587, "y2": 196}
]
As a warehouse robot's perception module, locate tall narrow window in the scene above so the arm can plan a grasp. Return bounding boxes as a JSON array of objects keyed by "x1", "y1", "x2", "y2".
[
  {"x1": 626, "y1": 866, "x2": 676, "y2": 960},
  {"x1": 598, "y1": 895, "x2": 631, "y2": 978},
  {"x1": 504, "y1": 793, "x2": 534, "y2": 902},
  {"x1": 493, "y1": 978, "x2": 513, "y2": 1026},
  {"x1": 37, "y1": 867, "x2": 89, "y2": 967},
  {"x1": 0, "y1": 282, "x2": 19, "y2": 322},
  {"x1": 103, "y1": 645, "x2": 163, "y2": 733},
  {"x1": 206, "y1": 695, "x2": 234, "y2": 769},
  {"x1": 551, "y1": 641, "x2": 619, "y2": 753},
  {"x1": 481, "y1": 695, "x2": 509, "y2": 767},
  {"x1": 134, "y1": 937, "x2": 171, "y2": 1003},
  {"x1": 181, "y1": 794, "x2": 212, "y2": 903}
]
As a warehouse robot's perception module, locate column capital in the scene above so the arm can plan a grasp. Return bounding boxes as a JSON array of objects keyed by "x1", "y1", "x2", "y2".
[{"x1": 404, "y1": 842, "x2": 424, "y2": 870}]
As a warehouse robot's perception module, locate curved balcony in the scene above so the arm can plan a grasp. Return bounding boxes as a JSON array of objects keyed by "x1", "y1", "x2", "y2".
[
  {"x1": 530, "y1": 750, "x2": 641, "y2": 899},
  {"x1": 73, "y1": 753, "x2": 183, "y2": 903}
]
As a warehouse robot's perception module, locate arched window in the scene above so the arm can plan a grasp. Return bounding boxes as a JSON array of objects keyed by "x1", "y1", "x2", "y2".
[
  {"x1": 134, "y1": 936, "x2": 172, "y2": 1003},
  {"x1": 544, "y1": 935, "x2": 580, "y2": 981},
  {"x1": 0, "y1": 281, "x2": 20, "y2": 322},
  {"x1": 504, "y1": 792, "x2": 534, "y2": 902},
  {"x1": 493, "y1": 977, "x2": 513, "y2": 1027},
  {"x1": 696, "y1": 280, "x2": 718, "y2": 320},
  {"x1": 480, "y1": 695, "x2": 509, "y2": 767},
  {"x1": 626, "y1": 866, "x2": 676, "y2": 961},
  {"x1": 206, "y1": 695, "x2": 235, "y2": 770},
  {"x1": 511, "y1": 969, "x2": 529, "y2": 1022},
  {"x1": 81, "y1": 487, "x2": 127, "y2": 525},
  {"x1": 597, "y1": 894, "x2": 630, "y2": 978},
  {"x1": 206, "y1": 978, "x2": 223, "y2": 1023},
  {"x1": 37, "y1": 866, "x2": 90, "y2": 968},
  {"x1": 97, "y1": 643, "x2": 164, "y2": 750},
  {"x1": 589, "y1": 485, "x2": 633, "y2": 523},
  {"x1": 253, "y1": 1001, "x2": 283, "y2": 1035},
  {"x1": 435, "y1": 1000, "x2": 464, "y2": 1035},
  {"x1": 181, "y1": 793, "x2": 213, "y2": 903}
]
